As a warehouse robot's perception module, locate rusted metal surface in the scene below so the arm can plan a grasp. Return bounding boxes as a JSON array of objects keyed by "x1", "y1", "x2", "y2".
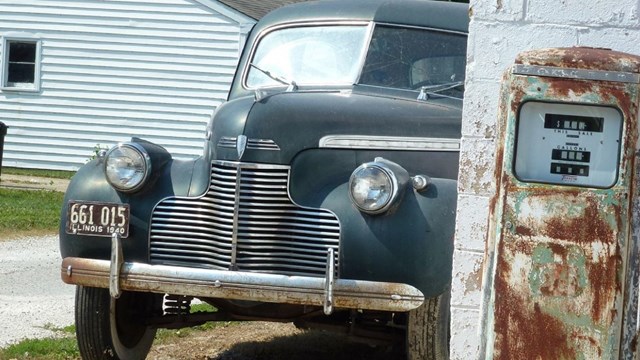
[
  {"x1": 483, "y1": 47, "x2": 640, "y2": 359},
  {"x1": 60, "y1": 257, "x2": 424, "y2": 312},
  {"x1": 493, "y1": 191, "x2": 625, "y2": 359},
  {"x1": 515, "y1": 47, "x2": 640, "y2": 73},
  {"x1": 623, "y1": 161, "x2": 640, "y2": 356}
]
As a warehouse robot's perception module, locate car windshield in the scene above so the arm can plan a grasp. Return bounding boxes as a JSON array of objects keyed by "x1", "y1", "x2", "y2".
[
  {"x1": 246, "y1": 25, "x2": 369, "y2": 88},
  {"x1": 359, "y1": 25, "x2": 467, "y2": 98},
  {"x1": 245, "y1": 24, "x2": 467, "y2": 98}
]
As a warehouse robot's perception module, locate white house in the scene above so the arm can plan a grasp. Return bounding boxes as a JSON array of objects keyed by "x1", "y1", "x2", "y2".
[{"x1": 0, "y1": 0, "x2": 301, "y2": 171}]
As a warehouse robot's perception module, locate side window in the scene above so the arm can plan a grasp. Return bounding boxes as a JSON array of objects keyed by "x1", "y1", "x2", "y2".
[
  {"x1": 410, "y1": 56, "x2": 466, "y2": 87},
  {"x1": 2, "y1": 38, "x2": 41, "y2": 91},
  {"x1": 359, "y1": 25, "x2": 467, "y2": 93}
]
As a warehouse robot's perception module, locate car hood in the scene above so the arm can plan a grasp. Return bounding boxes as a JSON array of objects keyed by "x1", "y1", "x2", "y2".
[{"x1": 209, "y1": 90, "x2": 462, "y2": 164}]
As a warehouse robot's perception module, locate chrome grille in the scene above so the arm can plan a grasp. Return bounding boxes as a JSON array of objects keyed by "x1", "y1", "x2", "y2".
[{"x1": 150, "y1": 161, "x2": 340, "y2": 277}]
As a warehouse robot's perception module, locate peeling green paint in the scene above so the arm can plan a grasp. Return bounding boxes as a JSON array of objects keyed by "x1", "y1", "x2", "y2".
[{"x1": 529, "y1": 244, "x2": 587, "y2": 298}]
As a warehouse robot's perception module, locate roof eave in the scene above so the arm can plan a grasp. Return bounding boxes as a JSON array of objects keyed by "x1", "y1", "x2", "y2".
[{"x1": 192, "y1": 0, "x2": 256, "y2": 24}]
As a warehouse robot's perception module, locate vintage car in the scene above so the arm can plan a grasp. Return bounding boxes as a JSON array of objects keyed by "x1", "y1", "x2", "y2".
[{"x1": 59, "y1": 0, "x2": 468, "y2": 358}]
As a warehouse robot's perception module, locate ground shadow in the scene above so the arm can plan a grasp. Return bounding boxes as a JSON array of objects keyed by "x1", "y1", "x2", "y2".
[{"x1": 208, "y1": 330, "x2": 404, "y2": 360}]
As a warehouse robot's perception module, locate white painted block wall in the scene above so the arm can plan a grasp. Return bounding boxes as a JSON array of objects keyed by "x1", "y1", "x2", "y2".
[{"x1": 452, "y1": 0, "x2": 640, "y2": 358}]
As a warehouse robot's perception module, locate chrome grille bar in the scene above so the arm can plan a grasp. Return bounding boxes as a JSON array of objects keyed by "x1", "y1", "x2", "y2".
[{"x1": 150, "y1": 161, "x2": 340, "y2": 277}]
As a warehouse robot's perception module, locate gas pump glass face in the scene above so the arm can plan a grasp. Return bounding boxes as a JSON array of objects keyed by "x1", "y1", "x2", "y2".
[{"x1": 514, "y1": 102, "x2": 622, "y2": 188}]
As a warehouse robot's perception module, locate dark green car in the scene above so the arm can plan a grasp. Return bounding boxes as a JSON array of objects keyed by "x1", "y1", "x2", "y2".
[{"x1": 59, "y1": 1, "x2": 468, "y2": 358}]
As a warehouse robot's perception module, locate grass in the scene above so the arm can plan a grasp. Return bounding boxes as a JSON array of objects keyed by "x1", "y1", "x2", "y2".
[
  {"x1": 0, "y1": 325, "x2": 78, "y2": 360},
  {"x1": 0, "y1": 167, "x2": 71, "y2": 239},
  {"x1": 0, "y1": 188, "x2": 64, "y2": 239},
  {"x1": 0, "y1": 338, "x2": 79, "y2": 360},
  {"x1": 2, "y1": 167, "x2": 75, "y2": 180},
  {"x1": 0, "y1": 302, "x2": 229, "y2": 359}
]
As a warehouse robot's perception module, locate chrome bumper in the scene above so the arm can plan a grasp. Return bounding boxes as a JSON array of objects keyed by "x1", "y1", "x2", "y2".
[
  {"x1": 61, "y1": 257, "x2": 424, "y2": 312},
  {"x1": 61, "y1": 234, "x2": 424, "y2": 313}
]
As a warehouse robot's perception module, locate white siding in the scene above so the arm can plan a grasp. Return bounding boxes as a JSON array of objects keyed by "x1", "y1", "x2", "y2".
[{"x1": 0, "y1": 0, "x2": 255, "y2": 170}]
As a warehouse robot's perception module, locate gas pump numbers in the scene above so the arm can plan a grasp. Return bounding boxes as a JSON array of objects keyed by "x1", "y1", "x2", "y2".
[
  {"x1": 544, "y1": 113, "x2": 604, "y2": 132},
  {"x1": 515, "y1": 102, "x2": 622, "y2": 188},
  {"x1": 551, "y1": 149, "x2": 590, "y2": 162}
]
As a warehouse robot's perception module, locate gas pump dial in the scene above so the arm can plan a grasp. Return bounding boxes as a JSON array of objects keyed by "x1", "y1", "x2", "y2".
[{"x1": 515, "y1": 101, "x2": 622, "y2": 188}]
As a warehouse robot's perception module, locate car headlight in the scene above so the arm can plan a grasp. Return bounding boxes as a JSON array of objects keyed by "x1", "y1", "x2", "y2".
[
  {"x1": 349, "y1": 158, "x2": 408, "y2": 215},
  {"x1": 104, "y1": 143, "x2": 151, "y2": 192}
]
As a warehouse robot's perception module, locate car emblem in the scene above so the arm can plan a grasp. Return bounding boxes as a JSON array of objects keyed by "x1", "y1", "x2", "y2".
[{"x1": 236, "y1": 135, "x2": 247, "y2": 158}]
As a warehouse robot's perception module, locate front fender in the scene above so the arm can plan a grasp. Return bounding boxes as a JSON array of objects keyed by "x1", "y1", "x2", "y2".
[
  {"x1": 59, "y1": 139, "x2": 208, "y2": 262},
  {"x1": 290, "y1": 149, "x2": 457, "y2": 297},
  {"x1": 324, "y1": 178, "x2": 456, "y2": 298}
]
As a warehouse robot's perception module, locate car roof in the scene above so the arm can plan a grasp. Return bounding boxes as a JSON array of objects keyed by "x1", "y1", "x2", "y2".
[{"x1": 255, "y1": 0, "x2": 469, "y2": 34}]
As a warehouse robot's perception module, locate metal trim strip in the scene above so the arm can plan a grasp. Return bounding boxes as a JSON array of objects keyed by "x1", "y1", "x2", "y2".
[
  {"x1": 512, "y1": 64, "x2": 640, "y2": 83},
  {"x1": 230, "y1": 164, "x2": 242, "y2": 270},
  {"x1": 217, "y1": 137, "x2": 281, "y2": 151},
  {"x1": 319, "y1": 135, "x2": 460, "y2": 151}
]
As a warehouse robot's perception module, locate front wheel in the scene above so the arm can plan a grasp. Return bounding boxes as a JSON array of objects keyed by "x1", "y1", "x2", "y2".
[
  {"x1": 75, "y1": 286, "x2": 161, "y2": 360},
  {"x1": 406, "y1": 289, "x2": 451, "y2": 360}
]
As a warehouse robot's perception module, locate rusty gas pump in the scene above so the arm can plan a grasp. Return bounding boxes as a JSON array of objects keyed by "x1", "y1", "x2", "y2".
[{"x1": 481, "y1": 47, "x2": 640, "y2": 359}]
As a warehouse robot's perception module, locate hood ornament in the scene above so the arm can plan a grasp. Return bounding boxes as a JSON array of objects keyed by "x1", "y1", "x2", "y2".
[{"x1": 236, "y1": 135, "x2": 247, "y2": 159}]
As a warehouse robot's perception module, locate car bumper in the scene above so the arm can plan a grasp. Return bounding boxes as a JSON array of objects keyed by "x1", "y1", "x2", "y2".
[
  {"x1": 61, "y1": 257, "x2": 424, "y2": 313},
  {"x1": 60, "y1": 233, "x2": 423, "y2": 314}
]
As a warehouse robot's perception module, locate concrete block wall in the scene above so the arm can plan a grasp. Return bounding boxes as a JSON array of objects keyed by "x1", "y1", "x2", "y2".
[{"x1": 452, "y1": 0, "x2": 640, "y2": 358}]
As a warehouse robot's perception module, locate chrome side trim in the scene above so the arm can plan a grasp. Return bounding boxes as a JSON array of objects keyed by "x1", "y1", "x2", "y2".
[
  {"x1": 61, "y1": 257, "x2": 424, "y2": 312},
  {"x1": 319, "y1": 135, "x2": 460, "y2": 151},
  {"x1": 217, "y1": 137, "x2": 281, "y2": 151},
  {"x1": 513, "y1": 64, "x2": 640, "y2": 84},
  {"x1": 218, "y1": 136, "x2": 236, "y2": 148},
  {"x1": 247, "y1": 139, "x2": 280, "y2": 150}
]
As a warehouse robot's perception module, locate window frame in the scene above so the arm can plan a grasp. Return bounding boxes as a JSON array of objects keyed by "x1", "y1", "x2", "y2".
[{"x1": 1, "y1": 36, "x2": 42, "y2": 92}]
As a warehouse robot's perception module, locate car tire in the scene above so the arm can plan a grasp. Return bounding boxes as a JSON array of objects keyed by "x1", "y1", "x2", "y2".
[
  {"x1": 75, "y1": 285, "x2": 160, "y2": 360},
  {"x1": 406, "y1": 288, "x2": 451, "y2": 360}
]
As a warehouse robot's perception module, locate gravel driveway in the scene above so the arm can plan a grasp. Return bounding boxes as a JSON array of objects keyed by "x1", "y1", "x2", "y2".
[{"x1": 0, "y1": 234, "x2": 75, "y2": 347}]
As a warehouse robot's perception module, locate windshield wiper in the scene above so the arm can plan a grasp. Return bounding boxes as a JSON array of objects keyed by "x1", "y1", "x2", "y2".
[
  {"x1": 250, "y1": 63, "x2": 298, "y2": 92},
  {"x1": 417, "y1": 81, "x2": 464, "y2": 101}
]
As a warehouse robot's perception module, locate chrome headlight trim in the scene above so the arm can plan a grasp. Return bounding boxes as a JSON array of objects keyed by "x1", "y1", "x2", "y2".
[
  {"x1": 348, "y1": 158, "x2": 405, "y2": 215},
  {"x1": 104, "y1": 142, "x2": 151, "y2": 193}
]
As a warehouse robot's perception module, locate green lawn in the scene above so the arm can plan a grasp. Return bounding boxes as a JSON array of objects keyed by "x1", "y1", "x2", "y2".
[
  {"x1": 0, "y1": 188, "x2": 64, "y2": 239},
  {"x1": 0, "y1": 337, "x2": 78, "y2": 360},
  {"x1": 2, "y1": 167, "x2": 74, "y2": 180}
]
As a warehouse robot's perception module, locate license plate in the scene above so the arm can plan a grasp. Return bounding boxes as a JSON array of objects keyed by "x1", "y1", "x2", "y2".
[{"x1": 65, "y1": 201, "x2": 130, "y2": 238}]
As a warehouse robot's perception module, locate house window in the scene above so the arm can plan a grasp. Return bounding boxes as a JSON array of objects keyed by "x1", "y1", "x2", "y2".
[{"x1": 2, "y1": 38, "x2": 41, "y2": 91}]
